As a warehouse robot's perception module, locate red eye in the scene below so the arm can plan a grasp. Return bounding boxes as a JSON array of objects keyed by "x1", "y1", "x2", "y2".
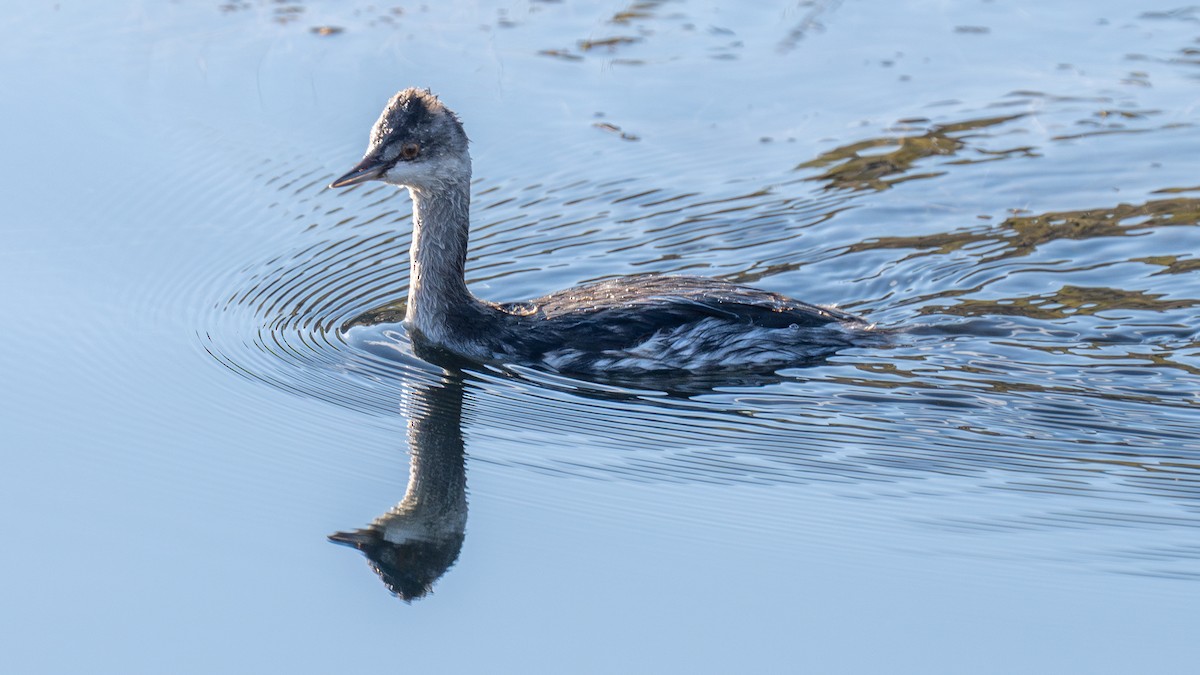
[{"x1": 401, "y1": 143, "x2": 420, "y2": 159}]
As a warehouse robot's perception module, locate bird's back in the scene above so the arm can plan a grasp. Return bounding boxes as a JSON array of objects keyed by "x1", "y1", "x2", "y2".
[{"x1": 497, "y1": 275, "x2": 868, "y2": 373}]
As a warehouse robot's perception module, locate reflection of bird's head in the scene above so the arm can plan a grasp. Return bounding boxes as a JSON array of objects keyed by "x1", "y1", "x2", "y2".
[{"x1": 328, "y1": 525, "x2": 465, "y2": 602}]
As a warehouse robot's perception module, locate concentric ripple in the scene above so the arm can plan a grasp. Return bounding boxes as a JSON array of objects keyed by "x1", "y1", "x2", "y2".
[{"x1": 200, "y1": 85, "x2": 1200, "y2": 578}]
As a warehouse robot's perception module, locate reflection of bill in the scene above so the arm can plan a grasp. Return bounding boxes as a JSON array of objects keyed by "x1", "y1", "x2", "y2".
[{"x1": 329, "y1": 372, "x2": 467, "y2": 602}]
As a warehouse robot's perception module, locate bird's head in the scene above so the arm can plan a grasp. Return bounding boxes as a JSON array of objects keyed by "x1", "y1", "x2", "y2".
[{"x1": 330, "y1": 88, "x2": 470, "y2": 192}]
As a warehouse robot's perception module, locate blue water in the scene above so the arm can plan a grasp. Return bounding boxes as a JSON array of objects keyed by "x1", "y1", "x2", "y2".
[{"x1": 3, "y1": 1, "x2": 1199, "y2": 672}]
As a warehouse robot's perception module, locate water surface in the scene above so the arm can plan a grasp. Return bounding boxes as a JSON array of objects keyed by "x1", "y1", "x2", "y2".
[{"x1": 2, "y1": 1, "x2": 1199, "y2": 673}]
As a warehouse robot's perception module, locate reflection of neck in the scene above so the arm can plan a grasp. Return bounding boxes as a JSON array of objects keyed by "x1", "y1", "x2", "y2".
[
  {"x1": 405, "y1": 180, "x2": 475, "y2": 341},
  {"x1": 383, "y1": 377, "x2": 468, "y2": 537},
  {"x1": 329, "y1": 374, "x2": 469, "y2": 602}
]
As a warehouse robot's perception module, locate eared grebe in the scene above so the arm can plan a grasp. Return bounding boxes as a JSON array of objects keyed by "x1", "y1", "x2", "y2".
[{"x1": 330, "y1": 88, "x2": 873, "y2": 374}]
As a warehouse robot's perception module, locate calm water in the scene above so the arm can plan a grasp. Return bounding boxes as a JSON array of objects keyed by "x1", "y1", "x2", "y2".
[{"x1": 3, "y1": 1, "x2": 1199, "y2": 672}]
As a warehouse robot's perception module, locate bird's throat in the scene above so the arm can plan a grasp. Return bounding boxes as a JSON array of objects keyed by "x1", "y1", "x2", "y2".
[{"x1": 405, "y1": 181, "x2": 475, "y2": 340}]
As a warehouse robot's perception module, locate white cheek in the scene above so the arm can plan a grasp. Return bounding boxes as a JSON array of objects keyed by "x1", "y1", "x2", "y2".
[
  {"x1": 386, "y1": 155, "x2": 471, "y2": 189},
  {"x1": 382, "y1": 162, "x2": 422, "y2": 186}
]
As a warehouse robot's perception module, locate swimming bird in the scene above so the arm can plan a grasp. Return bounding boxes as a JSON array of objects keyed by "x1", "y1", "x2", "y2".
[{"x1": 330, "y1": 88, "x2": 873, "y2": 374}]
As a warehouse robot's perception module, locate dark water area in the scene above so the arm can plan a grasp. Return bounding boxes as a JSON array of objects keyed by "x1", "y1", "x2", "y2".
[{"x1": 3, "y1": 1, "x2": 1199, "y2": 673}]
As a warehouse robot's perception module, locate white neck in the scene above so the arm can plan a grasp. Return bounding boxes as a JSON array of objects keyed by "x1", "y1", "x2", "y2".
[{"x1": 404, "y1": 178, "x2": 475, "y2": 340}]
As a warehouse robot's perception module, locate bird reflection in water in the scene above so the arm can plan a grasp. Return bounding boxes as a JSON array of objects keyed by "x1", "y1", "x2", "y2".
[
  {"x1": 328, "y1": 367, "x2": 468, "y2": 602},
  {"x1": 324, "y1": 328, "x2": 852, "y2": 602}
]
